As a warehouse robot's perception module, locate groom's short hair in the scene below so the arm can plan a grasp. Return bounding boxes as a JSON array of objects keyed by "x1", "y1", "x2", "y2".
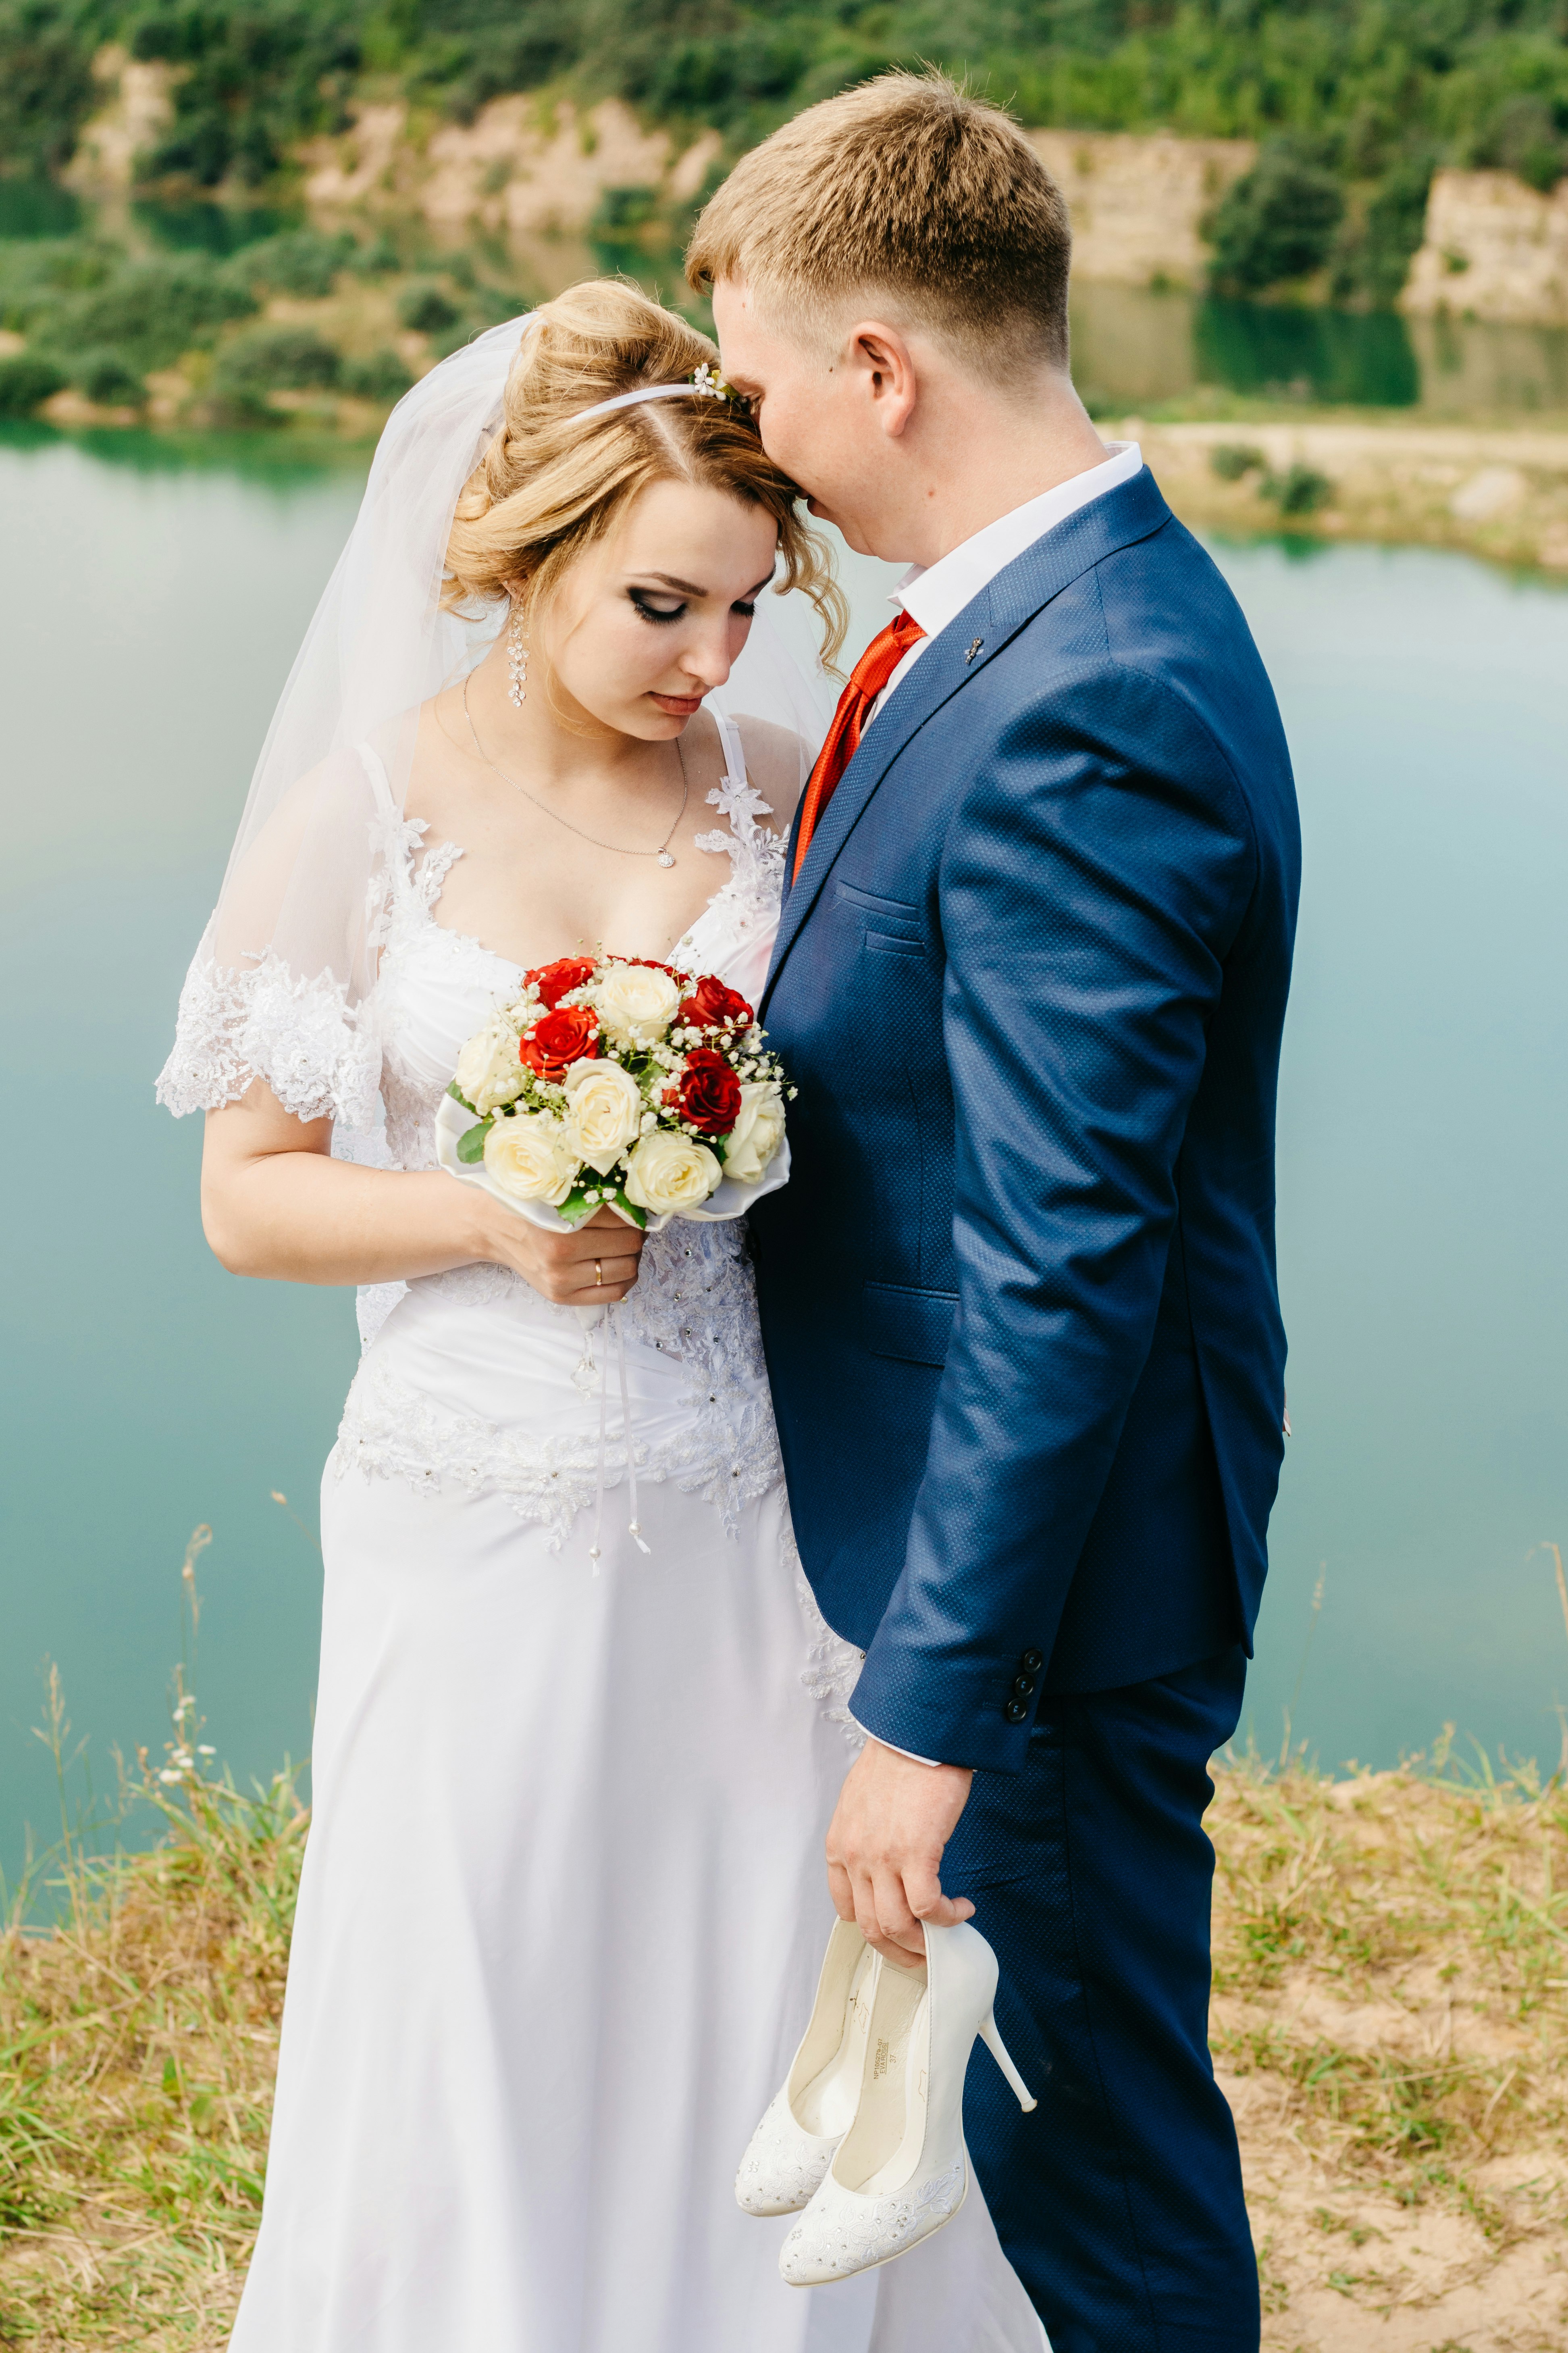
[{"x1": 686, "y1": 72, "x2": 1072, "y2": 380}]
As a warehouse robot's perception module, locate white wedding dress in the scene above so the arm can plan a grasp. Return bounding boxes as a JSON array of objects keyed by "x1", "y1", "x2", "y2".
[{"x1": 224, "y1": 718, "x2": 1046, "y2": 2353}]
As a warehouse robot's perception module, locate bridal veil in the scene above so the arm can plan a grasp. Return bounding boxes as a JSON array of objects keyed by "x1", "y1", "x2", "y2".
[{"x1": 156, "y1": 310, "x2": 836, "y2": 1133}]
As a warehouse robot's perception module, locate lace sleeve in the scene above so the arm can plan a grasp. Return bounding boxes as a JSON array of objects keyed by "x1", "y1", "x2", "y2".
[
  {"x1": 155, "y1": 933, "x2": 383, "y2": 1127},
  {"x1": 154, "y1": 745, "x2": 392, "y2": 1128}
]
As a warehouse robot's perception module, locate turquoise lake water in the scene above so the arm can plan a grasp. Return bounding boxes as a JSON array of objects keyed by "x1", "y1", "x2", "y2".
[{"x1": 2, "y1": 424, "x2": 1566, "y2": 1889}]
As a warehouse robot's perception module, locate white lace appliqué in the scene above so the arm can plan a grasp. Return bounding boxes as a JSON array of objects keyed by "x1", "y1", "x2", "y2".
[
  {"x1": 690, "y1": 762, "x2": 786, "y2": 958},
  {"x1": 154, "y1": 943, "x2": 383, "y2": 1128},
  {"x1": 787, "y1": 1524, "x2": 866, "y2": 1748},
  {"x1": 734, "y1": 2090, "x2": 840, "y2": 2216},
  {"x1": 780, "y1": 2158, "x2": 967, "y2": 2282},
  {"x1": 331, "y1": 1221, "x2": 786, "y2": 1547}
]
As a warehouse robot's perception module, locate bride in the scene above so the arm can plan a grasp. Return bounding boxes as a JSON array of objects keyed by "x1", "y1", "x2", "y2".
[{"x1": 157, "y1": 281, "x2": 1044, "y2": 2352}]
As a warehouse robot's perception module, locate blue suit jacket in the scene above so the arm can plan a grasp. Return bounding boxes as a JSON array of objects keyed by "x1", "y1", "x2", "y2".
[{"x1": 752, "y1": 470, "x2": 1300, "y2": 1771}]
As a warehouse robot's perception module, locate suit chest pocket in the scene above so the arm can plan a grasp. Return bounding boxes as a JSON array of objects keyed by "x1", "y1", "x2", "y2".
[{"x1": 836, "y1": 878, "x2": 927, "y2": 961}]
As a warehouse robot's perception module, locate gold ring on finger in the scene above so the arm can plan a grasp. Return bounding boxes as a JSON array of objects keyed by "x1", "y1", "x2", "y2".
[{"x1": 594, "y1": 1259, "x2": 603, "y2": 1286}]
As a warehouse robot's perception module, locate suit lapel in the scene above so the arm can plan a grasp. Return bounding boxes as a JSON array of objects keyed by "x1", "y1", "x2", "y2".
[{"x1": 763, "y1": 469, "x2": 1173, "y2": 1012}]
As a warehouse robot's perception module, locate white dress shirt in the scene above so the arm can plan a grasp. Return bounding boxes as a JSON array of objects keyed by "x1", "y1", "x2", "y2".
[
  {"x1": 871, "y1": 440, "x2": 1144, "y2": 723},
  {"x1": 851, "y1": 439, "x2": 1143, "y2": 1769}
]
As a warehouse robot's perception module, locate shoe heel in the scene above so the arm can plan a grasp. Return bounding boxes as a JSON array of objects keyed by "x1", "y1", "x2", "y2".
[{"x1": 979, "y1": 2009, "x2": 1037, "y2": 2112}]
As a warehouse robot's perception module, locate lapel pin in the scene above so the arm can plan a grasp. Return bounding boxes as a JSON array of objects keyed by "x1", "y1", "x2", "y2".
[{"x1": 965, "y1": 637, "x2": 983, "y2": 663}]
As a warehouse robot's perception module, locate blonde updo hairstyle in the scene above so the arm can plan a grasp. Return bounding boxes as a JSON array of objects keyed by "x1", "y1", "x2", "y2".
[{"x1": 443, "y1": 281, "x2": 846, "y2": 672}]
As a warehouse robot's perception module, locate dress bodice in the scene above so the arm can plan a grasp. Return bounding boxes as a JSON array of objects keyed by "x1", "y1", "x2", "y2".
[{"x1": 331, "y1": 726, "x2": 797, "y2": 1549}]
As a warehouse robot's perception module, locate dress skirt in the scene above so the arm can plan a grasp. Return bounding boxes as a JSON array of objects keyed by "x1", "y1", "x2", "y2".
[{"x1": 228, "y1": 1461, "x2": 1046, "y2": 2352}]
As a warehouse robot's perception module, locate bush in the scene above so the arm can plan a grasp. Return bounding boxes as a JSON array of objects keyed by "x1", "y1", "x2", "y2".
[
  {"x1": 342, "y1": 346, "x2": 414, "y2": 401},
  {"x1": 396, "y1": 281, "x2": 459, "y2": 336},
  {"x1": 210, "y1": 325, "x2": 342, "y2": 414},
  {"x1": 1207, "y1": 146, "x2": 1346, "y2": 295},
  {"x1": 75, "y1": 348, "x2": 146, "y2": 406},
  {"x1": 0, "y1": 349, "x2": 66, "y2": 415},
  {"x1": 0, "y1": 0, "x2": 96, "y2": 175},
  {"x1": 1333, "y1": 156, "x2": 1437, "y2": 308},
  {"x1": 226, "y1": 229, "x2": 355, "y2": 300},
  {"x1": 345, "y1": 234, "x2": 400, "y2": 277},
  {"x1": 1473, "y1": 94, "x2": 1568, "y2": 196},
  {"x1": 1262, "y1": 464, "x2": 1333, "y2": 516},
  {"x1": 1210, "y1": 443, "x2": 1266, "y2": 482},
  {"x1": 52, "y1": 255, "x2": 257, "y2": 373},
  {"x1": 131, "y1": 1, "x2": 362, "y2": 191}
]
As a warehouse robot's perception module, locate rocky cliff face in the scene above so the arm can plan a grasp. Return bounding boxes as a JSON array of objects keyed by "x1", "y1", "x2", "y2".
[
  {"x1": 1029, "y1": 131, "x2": 1256, "y2": 289},
  {"x1": 300, "y1": 97, "x2": 719, "y2": 236},
  {"x1": 1404, "y1": 170, "x2": 1568, "y2": 327}
]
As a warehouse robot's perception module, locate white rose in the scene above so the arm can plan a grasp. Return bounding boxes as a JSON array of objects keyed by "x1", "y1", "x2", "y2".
[
  {"x1": 454, "y1": 1016, "x2": 526, "y2": 1116},
  {"x1": 482, "y1": 1111, "x2": 579, "y2": 1206},
  {"x1": 722, "y1": 1081, "x2": 786, "y2": 1185},
  {"x1": 624, "y1": 1130, "x2": 722, "y2": 1216},
  {"x1": 559, "y1": 1056, "x2": 645, "y2": 1174},
  {"x1": 593, "y1": 962, "x2": 681, "y2": 1048}
]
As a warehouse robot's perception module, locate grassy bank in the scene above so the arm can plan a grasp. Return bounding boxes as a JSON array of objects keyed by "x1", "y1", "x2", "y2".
[
  {"x1": 1132, "y1": 415, "x2": 1568, "y2": 573},
  {"x1": 4, "y1": 1666, "x2": 1568, "y2": 2351},
  {"x1": 0, "y1": 220, "x2": 543, "y2": 431}
]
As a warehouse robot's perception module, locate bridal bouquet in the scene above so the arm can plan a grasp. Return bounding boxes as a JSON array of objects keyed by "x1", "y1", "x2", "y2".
[{"x1": 434, "y1": 954, "x2": 792, "y2": 1231}]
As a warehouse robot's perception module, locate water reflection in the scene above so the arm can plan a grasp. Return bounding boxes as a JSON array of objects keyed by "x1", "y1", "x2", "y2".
[
  {"x1": 5, "y1": 181, "x2": 1566, "y2": 421},
  {"x1": 1069, "y1": 279, "x2": 1568, "y2": 417}
]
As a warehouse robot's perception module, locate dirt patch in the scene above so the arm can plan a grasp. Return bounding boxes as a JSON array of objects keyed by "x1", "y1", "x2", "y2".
[{"x1": 1211, "y1": 1763, "x2": 1568, "y2": 2350}]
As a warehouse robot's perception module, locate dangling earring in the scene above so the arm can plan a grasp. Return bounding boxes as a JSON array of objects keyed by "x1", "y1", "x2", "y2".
[{"x1": 507, "y1": 603, "x2": 528, "y2": 709}]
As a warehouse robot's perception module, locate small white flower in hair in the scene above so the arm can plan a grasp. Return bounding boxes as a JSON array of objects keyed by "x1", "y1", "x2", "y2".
[{"x1": 689, "y1": 363, "x2": 740, "y2": 403}]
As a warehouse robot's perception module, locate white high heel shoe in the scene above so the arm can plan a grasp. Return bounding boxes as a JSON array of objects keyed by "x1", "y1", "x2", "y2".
[
  {"x1": 778, "y1": 1919, "x2": 1036, "y2": 2286},
  {"x1": 735, "y1": 1921, "x2": 879, "y2": 2216}
]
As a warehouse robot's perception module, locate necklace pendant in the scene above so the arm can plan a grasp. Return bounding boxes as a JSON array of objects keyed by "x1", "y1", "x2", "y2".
[{"x1": 657, "y1": 851, "x2": 676, "y2": 868}]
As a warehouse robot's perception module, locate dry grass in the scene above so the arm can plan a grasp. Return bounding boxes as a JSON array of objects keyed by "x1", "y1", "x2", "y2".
[
  {"x1": 0, "y1": 1658, "x2": 305, "y2": 2349},
  {"x1": 4, "y1": 1613, "x2": 1568, "y2": 2348}
]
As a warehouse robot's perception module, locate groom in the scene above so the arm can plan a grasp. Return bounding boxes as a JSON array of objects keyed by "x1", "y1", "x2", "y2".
[{"x1": 690, "y1": 72, "x2": 1299, "y2": 2353}]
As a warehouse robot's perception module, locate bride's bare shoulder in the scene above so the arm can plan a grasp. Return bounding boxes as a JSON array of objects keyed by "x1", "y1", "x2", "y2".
[{"x1": 730, "y1": 715, "x2": 810, "y2": 834}]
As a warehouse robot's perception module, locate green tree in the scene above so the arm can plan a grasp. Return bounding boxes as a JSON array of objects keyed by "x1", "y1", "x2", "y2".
[{"x1": 1208, "y1": 144, "x2": 1348, "y2": 294}]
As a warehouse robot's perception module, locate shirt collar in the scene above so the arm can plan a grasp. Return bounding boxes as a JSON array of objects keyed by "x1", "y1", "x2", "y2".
[{"x1": 892, "y1": 441, "x2": 1144, "y2": 640}]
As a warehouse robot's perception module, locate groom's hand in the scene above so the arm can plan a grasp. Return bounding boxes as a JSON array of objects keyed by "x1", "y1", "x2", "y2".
[{"x1": 826, "y1": 1741, "x2": 975, "y2": 1968}]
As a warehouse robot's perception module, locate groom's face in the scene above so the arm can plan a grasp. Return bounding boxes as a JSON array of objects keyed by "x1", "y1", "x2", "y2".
[{"x1": 712, "y1": 278, "x2": 888, "y2": 559}]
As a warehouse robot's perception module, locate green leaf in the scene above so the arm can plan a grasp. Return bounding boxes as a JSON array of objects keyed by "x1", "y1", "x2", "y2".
[
  {"x1": 556, "y1": 1189, "x2": 593, "y2": 1226},
  {"x1": 612, "y1": 1191, "x2": 647, "y2": 1228},
  {"x1": 455, "y1": 1118, "x2": 492, "y2": 1164}
]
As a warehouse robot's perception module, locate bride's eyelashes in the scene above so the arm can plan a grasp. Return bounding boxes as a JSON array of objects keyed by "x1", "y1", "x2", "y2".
[
  {"x1": 628, "y1": 587, "x2": 687, "y2": 626},
  {"x1": 627, "y1": 587, "x2": 759, "y2": 627}
]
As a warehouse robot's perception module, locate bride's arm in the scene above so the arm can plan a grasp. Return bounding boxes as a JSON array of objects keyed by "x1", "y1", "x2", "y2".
[{"x1": 200, "y1": 1082, "x2": 643, "y2": 1304}]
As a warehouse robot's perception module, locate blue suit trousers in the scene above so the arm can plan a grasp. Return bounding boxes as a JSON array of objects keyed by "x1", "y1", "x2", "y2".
[{"x1": 945, "y1": 1647, "x2": 1258, "y2": 2353}]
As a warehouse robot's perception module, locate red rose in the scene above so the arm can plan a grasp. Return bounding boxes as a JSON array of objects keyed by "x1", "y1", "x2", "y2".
[
  {"x1": 520, "y1": 1006, "x2": 600, "y2": 1079},
  {"x1": 673, "y1": 1045, "x2": 744, "y2": 1136},
  {"x1": 678, "y1": 974, "x2": 754, "y2": 1033},
  {"x1": 524, "y1": 956, "x2": 597, "y2": 1010}
]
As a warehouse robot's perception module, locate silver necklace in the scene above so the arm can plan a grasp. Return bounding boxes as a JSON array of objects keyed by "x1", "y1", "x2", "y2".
[{"x1": 462, "y1": 675, "x2": 688, "y2": 868}]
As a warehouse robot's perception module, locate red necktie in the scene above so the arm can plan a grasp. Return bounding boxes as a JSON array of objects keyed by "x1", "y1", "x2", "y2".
[{"x1": 793, "y1": 609, "x2": 926, "y2": 882}]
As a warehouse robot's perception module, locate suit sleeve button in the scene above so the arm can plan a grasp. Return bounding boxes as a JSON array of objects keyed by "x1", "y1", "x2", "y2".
[
  {"x1": 1012, "y1": 1673, "x2": 1036, "y2": 1697},
  {"x1": 1004, "y1": 1698, "x2": 1029, "y2": 1724},
  {"x1": 1020, "y1": 1648, "x2": 1044, "y2": 1674}
]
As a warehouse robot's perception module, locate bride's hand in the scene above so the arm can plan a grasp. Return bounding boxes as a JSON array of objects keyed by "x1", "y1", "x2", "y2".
[
  {"x1": 472, "y1": 1198, "x2": 646, "y2": 1306},
  {"x1": 200, "y1": 1087, "x2": 646, "y2": 1299}
]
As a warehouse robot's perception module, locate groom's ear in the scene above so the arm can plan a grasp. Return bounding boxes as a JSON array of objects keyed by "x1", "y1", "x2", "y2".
[{"x1": 845, "y1": 323, "x2": 918, "y2": 440}]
